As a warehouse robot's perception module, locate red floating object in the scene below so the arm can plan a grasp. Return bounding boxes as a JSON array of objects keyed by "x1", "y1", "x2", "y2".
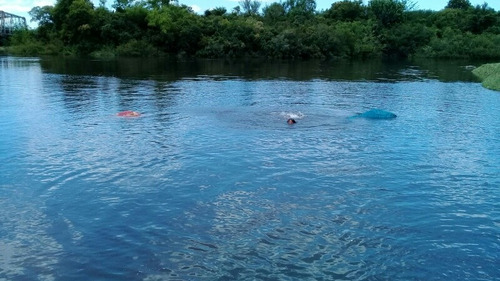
[{"x1": 117, "y1": 110, "x2": 141, "y2": 117}]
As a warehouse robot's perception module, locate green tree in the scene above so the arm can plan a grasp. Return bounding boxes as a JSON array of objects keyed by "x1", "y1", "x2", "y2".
[
  {"x1": 147, "y1": 5, "x2": 202, "y2": 55},
  {"x1": 324, "y1": 0, "x2": 366, "y2": 22},
  {"x1": 112, "y1": 0, "x2": 135, "y2": 11},
  {"x1": 29, "y1": 6, "x2": 56, "y2": 42},
  {"x1": 262, "y1": 28, "x2": 305, "y2": 58},
  {"x1": 308, "y1": 21, "x2": 380, "y2": 58},
  {"x1": 100, "y1": 3, "x2": 149, "y2": 47},
  {"x1": 14, "y1": 0, "x2": 500, "y2": 59},
  {"x1": 63, "y1": 0, "x2": 95, "y2": 50},
  {"x1": 369, "y1": 0, "x2": 406, "y2": 27},
  {"x1": 468, "y1": 3, "x2": 498, "y2": 34},
  {"x1": 262, "y1": 3, "x2": 286, "y2": 23},
  {"x1": 422, "y1": 29, "x2": 500, "y2": 59},
  {"x1": 29, "y1": 6, "x2": 54, "y2": 26},
  {"x1": 198, "y1": 16, "x2": 264, "y2": 57},
  {"x1": 434, "y1": 8, "x2": 468, "y2": 31},
  {"x1": 381, "y1": 23, "x2": 432, "y2": 57},
  {"x1": 445, "y1": 0, "x2": 472, "y2": 10},
  {"x1": 52, "y1": 0, "x2": 75, "y2": 29},
  {"x1": 283, "y1": 0, "x2": 317, "y2": 20},
  {"x1": 204, "y1": 7, "x2": 227, "y2": 17},
  {"x1": 146, "y1": 0, "x2": 177, "y2": 10},
  {"x1": 239, "y1": 0, "x2": 261, "y2": 16},
  {"x1": 432, "y1": 6, "x2": 496, "y2": 34}
]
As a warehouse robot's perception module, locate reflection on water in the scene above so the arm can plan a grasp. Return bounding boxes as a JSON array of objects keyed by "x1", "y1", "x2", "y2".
[
  {"x1": 1, "y1": 56, "x2": 499, "y2": 281},
  {"x1": 38, "y1": 56, "x2": 482, "y2": 82}
]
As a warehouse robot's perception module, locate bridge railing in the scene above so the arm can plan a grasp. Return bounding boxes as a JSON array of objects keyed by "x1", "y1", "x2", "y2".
[{"x1": 1, "y1": 10, "x2": 27, "y2": 36}]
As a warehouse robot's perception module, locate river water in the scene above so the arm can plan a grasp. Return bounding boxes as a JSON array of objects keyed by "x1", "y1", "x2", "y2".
[{"x1": 1, "y1": 56, "x2": 499, "y2": 281}]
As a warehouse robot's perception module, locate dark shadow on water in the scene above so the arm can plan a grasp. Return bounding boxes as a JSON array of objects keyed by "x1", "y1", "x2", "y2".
[{"x1": 38, "y1": 56, "x2": 484, "y2": 82}]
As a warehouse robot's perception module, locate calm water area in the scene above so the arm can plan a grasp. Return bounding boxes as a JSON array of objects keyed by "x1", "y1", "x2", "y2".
[{"x1": 1, "y1": 56, "x2": 499, "y2": 281}]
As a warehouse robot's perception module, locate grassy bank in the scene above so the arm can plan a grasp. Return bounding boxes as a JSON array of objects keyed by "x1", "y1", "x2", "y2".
[{"x1": 472, "y1": 63, "x2": 500, "y2": 91}]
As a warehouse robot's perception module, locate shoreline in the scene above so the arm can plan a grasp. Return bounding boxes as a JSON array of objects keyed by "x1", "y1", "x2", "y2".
[{"x1": 472, "y1": 63, "x2": 500, "y2": 91}]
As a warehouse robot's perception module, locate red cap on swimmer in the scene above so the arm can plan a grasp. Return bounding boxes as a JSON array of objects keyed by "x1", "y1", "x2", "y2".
[{"x1": 117, "y1": 111, "x2": 141, "y2": 117}]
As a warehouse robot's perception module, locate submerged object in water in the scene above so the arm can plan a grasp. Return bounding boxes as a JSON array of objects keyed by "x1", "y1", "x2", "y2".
[
  {"x1": 117, "y1": 110, "x2": 141, "y2": 117},
  {"x1": 351, "y1": 109, "x2": 397, "y2": 120}
]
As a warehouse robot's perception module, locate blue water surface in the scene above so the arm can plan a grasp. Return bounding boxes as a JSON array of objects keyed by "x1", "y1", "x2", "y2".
[{"x1": 1, "y1": 57, "x2": 499, "y2": 281}]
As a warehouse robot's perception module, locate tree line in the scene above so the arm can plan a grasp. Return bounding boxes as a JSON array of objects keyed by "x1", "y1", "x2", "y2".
[{"x1": 6, "y1": 0, "x2": 500, "y2": 59}]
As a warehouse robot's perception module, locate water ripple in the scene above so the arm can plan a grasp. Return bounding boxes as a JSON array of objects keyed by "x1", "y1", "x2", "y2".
[{"x1": 1, "y1": 57, "x2": 499, "y2": 281}]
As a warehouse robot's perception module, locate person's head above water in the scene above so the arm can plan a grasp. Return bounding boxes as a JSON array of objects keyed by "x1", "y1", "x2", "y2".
[{"x1": 287, "y1": 118, "x2": 296, "y2": 124}]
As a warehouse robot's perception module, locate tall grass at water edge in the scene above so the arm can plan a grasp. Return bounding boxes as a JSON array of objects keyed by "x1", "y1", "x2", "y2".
[{"x1": 472, "y1": 63, "x2": 500, "y2": 91}]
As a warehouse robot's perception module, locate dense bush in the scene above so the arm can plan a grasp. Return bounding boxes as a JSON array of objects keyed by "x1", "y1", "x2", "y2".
[
  {"x1": 6, "y1": 0, "x2": 500, "y2": 59},
  {"x1": 420, "y1": 28, "x2": 500, "y2": 59}
]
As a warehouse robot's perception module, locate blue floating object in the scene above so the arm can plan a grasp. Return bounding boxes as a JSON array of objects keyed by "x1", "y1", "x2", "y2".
[{"x1": 351, "y1": 109, "x2": 397, "y2": 120}]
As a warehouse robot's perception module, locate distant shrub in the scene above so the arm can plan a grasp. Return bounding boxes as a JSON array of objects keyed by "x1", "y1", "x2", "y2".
[
  {"x1": 325, "y1": 0, "x2": 367, "y2": 22},
  {"x1": 7, "y1": 42, "x2": 45, "y2": 56},
  {"x1": 419, "y1": 29, "x2": 500, "y2": 59},
  {"x1": 382, "y1": 23, "x2": 433, "y2": 57},
  {"x1": 467, "y1": 33, "x2": 500, "y2": 58},
  {"x1": 368, "y1": 0, "x2": 406, "y2": 27},
  {"x1": 6, "y1": 29, "x2": 41, "y2": 55},
  {"x1": 116, "y1": 40, "x2": 158, "y2": 57},
  {"x1": 42, "y1": 41, "x2": 64, "y2": 55},
  {"x1": 90, "y1": 46, "x2": 117, "y2": 59}
]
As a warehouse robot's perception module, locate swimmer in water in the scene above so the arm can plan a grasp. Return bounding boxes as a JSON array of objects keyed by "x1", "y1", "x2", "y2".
[
  {"x1": 287, "y1": 118, "x2": 296, "y2": 124},
  {"x1": 117, "y1": 110, "x2": 141, "y2": 117}
]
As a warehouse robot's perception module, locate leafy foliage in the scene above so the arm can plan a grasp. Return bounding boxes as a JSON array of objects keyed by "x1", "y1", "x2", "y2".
[
  {"x1": 8, "y1": 0, "x2": 500, "y2": 59},
  {"x1": 325, "y1": 0, "x2": 367, "y2": 22},
  {"x1": 369, "y1": 0, "x2": 407, "y2": 27},
  {"x1": 240, "y1": 0, "x2": 261, "y2": 16},
  {"x1": 446, "y1": 0, "x2": 472, "y2": 10}
]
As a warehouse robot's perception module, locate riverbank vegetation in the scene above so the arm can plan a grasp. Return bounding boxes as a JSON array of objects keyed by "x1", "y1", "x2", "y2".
[
  {"x1": 473, "y1": 63, "x2": 500, "y2": 90},
  {"x1": 5, "y1": 0, "x2": 500, "y2": 59}
]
